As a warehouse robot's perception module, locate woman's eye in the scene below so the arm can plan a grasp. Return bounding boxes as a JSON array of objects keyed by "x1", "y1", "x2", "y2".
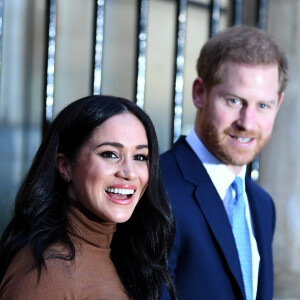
[
  {"x1": 134, "y1": 154, "x2": 149, "y2": 161},
  {"x1": 99, "y1": 151, "x2": 118, "y2": 159}
]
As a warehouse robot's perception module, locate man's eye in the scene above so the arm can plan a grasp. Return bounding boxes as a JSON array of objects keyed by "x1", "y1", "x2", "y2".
[
  {"x1": 259, "y1": 103, "x2": 267, "y2": 109},
  {"x1": 134, "y1": 154, "x2": 149, "y2": 161},
  {"x1": 230, "y1": 98, "x2": 239, "y2": 104},
  {"x1": 99, "y1": 151, "x2": 118, "y2": 159}
]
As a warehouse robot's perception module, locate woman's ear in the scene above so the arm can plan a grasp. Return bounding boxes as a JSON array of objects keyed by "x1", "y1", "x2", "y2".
[
  {"x1": 56, "y1": 153, "x2": 72, "y2": 182},
  {"x1": 192, "y1": 77, "x2": 207, "y2": 109}
]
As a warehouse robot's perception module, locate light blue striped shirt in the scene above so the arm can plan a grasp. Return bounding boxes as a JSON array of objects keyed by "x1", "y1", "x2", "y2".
[{"x1": 186, "y1": 128, "x2": 260, "y2": 300}]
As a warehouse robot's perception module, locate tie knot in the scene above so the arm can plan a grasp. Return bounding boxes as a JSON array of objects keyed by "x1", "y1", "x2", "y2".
[{"x1": 232, "y1": 177, "x2": 244, "y2": 200}]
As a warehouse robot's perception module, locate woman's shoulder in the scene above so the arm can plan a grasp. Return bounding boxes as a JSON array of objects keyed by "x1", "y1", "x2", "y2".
[
  {"x1": 0, "y1": 244, "x2": 78, "y2": 300},
  {"x1": 0, "y1": 241, "x2": 130, "y2": 300}
]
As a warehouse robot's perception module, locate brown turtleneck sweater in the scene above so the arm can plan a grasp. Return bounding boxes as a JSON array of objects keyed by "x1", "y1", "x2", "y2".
[{"x1": 0, "y1": 202, "x2": 130, "y2": 300}]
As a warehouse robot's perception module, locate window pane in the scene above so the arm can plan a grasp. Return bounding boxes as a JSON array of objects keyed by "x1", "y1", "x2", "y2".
[{"x1": 0, "y1": 0, "x2": 45, "y2": 233}]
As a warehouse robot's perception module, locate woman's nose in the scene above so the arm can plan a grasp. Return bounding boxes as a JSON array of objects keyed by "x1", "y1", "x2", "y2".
[{"x1": 116, "y1": 159, "x2": 138, "y2": 180}]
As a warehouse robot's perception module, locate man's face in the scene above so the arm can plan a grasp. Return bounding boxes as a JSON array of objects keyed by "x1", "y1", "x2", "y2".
[{"x1": 195, "y1": 62, "x2": 283, "y2": 174}]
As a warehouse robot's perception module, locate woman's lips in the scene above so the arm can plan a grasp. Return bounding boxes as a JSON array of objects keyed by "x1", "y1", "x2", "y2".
[{"x1": 105, "y1": 184, "x2": 137, "y2": 203}]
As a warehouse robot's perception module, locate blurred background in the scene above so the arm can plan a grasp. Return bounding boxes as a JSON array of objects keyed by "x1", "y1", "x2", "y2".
[{"x1": 0, "y1": 0, "x2": 299, "y2": 298}]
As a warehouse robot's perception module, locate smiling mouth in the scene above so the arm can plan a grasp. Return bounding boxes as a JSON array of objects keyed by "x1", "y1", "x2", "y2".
[
  {"x1": 231, "y1": 136, "x2": 252, "y2": 143},
  {"x1": 105, "y1": 188, "x2": 135, "y2": 200}
]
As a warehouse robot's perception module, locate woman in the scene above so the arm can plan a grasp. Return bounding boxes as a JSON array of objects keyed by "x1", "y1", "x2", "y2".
[{"x1": 0, "y1": 95, "x2": 176, "y2": 300}]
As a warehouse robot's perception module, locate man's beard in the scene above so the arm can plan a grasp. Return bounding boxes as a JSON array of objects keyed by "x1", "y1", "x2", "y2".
[{"x1": 199, "y1": 113, "x2": 270, "y2": 166}]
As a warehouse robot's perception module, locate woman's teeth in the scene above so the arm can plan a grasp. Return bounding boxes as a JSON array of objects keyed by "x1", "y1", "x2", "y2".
[{"x1": 105, "y1": 188, "x2": 135, "y2": 195}]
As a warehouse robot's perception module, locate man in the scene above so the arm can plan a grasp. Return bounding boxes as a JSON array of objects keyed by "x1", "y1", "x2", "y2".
[{"x1": 160, "y1": 25, "x2": 288, "y2": 300}]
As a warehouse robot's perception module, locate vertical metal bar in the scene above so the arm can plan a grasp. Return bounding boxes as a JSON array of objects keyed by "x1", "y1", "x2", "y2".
[
  {"x1": 257, "y1": 0, "x2": 268, "y2": 29},
  {"x1": 0, "y1": 0, "x2": 3, "y2": 96},
  {"x1": 245, "y1": 0, "x2": 268, "y2": 182},
  {"x1": 209, "y1": 0, "x2": 221, "y2": 37},
  {"x1": 232, "y1": 0, "x2": 243, "y2": 25},
  {"x1": 247, "y1": 0, "x2": 268, "y2": 182},
  {"x1": 43, "y1": 0, "x2": 56, "y2": 135},
  {"x1": 93, "y1": 0, "x2": 105, "y2": 95},
  {"x1": 249, "y1": 156, "x2": 260, "y2": 181},
  {"x1": 135, "y1": 0, "x2": 148, "y2": 109},
  {"x1": 172, "y1": 0, "x2": 187, "y2": 142}
]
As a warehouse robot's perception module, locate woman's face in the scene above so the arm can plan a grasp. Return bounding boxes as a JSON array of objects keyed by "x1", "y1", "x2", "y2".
[{"x1": 62, "y1": 112, "x2": 149, "y2": 223}]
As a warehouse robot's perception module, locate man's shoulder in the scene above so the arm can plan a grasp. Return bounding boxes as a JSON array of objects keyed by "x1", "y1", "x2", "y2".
[
  {"x1": 245, "y1": 176, "x2": 272, "y2": 199},
  {"x1": 160, "y1": 136, "x2": 196, "y2": 170},
  {"x1": 245, "y1": 176, "x2": 275, "y2": 216},
  {"x1": 159, "y1": 136, "x2": 209, "y2": 195},
  {"x1": 160, "y1": 136, "x2": 192, "y2": 162}
]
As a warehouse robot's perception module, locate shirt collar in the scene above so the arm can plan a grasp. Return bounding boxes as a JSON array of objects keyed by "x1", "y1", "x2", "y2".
[{"x1": 186, "y1": 128, "x2": 246, "y2": 199}]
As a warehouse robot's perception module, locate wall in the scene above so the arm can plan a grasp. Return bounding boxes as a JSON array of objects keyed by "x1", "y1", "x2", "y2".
[
  {"x1": 0, "y1": 0, "x2": 299, "y2": 297},
  {"x1": 260, "y1": 0, "x2": 300, "y2": 298}
]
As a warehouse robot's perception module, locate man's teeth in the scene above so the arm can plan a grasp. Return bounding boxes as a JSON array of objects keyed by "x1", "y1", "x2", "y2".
[
  {"x1": 234, "y1": 136, "x2": 251, "y2": 143},
  {"x1": 105, "y1": 188, "x2": 134, "y2": 195}
]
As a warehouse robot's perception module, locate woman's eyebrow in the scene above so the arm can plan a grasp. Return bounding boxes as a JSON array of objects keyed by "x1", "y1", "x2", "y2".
[
  {"x1": 97, "y1": 142, "x2": 123, "y2": 148},
  {"x1": 136, "y1": 145, "x2": 148, "y2": 150},
  {"x1": 97, "y1": 142, "x2": 148, "y2": 149}
]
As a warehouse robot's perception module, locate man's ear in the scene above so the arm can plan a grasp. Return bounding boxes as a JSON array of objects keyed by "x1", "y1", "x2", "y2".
[
  {"x1": 56, "y1": 153, "x2": 72, "y2": 182},
  {"x1": 192, "y1": 77, "x2": 207, "y2": 109},
  {"x1": 276, "y1": 92, "x2": 284, "y2": 113}
]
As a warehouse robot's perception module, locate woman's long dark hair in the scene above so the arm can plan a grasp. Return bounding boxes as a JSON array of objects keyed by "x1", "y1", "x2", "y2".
[{"x1": 0, "y1": 95, "x2": 176, "y2": 300}]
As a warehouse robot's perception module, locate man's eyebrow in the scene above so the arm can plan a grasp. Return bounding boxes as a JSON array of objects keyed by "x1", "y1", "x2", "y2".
[
  {"x1": 223, "y1": 92, "x2": 278, "y2": 104},
  {"x1": 97, "y1": 142, "x2": 148, "y2": 149},
  {"x1": 222, "y1": 92, "x2": 244, "y2": 100}
]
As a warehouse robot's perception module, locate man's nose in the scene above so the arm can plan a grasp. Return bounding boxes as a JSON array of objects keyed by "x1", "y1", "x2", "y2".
[{"x1": 235, "y1": 106, "x2": 256, "y2": 131}]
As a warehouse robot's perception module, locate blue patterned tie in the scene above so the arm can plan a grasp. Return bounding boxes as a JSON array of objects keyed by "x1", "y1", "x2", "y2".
[{"x1": 231, "y1": 177, "x2": 253, "y2": 300}]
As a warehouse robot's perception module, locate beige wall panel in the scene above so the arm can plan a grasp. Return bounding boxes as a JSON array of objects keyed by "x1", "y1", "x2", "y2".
[
  {"x1": 101, "y1": 0, "x2": 137, "y2": 101},
  {"x1": 220, "y1": 0, "x2": 230, "y2": 30},
  {"x1": 260, "y1": 0, "x2": 300, "y2": 297},
  {"x1": 1, "y1": 0, "x2": 45, "y2": 125},
  {"x1": 144, "y1": 0, "x2": 176, "y2": 153},
  {"x1": 54, "y1": 0, "x2": 94, "y2": 115},
  {"x1": 182, "y1": 6, "x2": 209, "y2": 136},
  {"x1": 182, "y1": 1, "x2": 229, "y2": 137}
]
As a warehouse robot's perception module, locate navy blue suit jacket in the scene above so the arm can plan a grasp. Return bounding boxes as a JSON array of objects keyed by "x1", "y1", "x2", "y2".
[{"x1": 160, "y1": 136, "x2": 275, "y2": 300}]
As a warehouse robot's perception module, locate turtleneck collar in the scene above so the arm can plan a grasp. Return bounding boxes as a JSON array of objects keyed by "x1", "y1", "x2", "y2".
[{"x1": 67, "y1": 200, "x2": 117, "y2": 249}]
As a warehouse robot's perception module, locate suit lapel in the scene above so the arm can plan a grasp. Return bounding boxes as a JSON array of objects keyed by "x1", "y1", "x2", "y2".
[
  {"x1": 245, "y1": 177, "x2": 273, "y2": 298},
  {"x1": 172, "y1": 137, "x2": 246, "y2": 297},
  {"x1": 245, "y1": 178, "x2": 263, "y2": 254}
]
